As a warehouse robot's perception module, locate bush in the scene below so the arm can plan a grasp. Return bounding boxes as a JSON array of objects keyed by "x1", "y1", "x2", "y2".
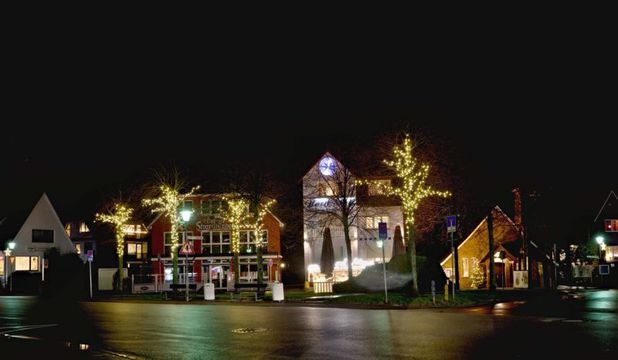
[{"x1": 333, "y1": 254, "x2": 447, "y2": 295}]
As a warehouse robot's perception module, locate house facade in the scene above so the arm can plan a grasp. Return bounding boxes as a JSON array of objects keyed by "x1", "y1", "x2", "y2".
[
  {"x1": 149, "y1": 194, "x2": 284, "y2": 290},
  {"x1": 594, "y1": 190, "x2": 618, "y2": 263},
  {"x1": 441, "y1": 206, "x2": 552, "y2": 290},
  {"x1": 303, "y1": 153, "x2": 404, "y2": 282},
  {"x1": 2, "y1": 194, "x2": 76, "y2": 288}
]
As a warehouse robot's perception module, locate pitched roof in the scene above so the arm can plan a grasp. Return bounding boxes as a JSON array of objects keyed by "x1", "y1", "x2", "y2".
[{"x1": 594, "y1": 190, "x2": 618, "y2": 222}]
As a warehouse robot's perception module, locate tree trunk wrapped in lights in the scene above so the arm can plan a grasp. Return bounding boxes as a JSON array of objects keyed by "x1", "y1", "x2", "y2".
[
  {"x1": 142, "y1": 184, "x2": 200, "y2": 285},
  {"x1": 96, "y1": 203, "x2": 133, "y2": 292},
  {"x1": 364, "y1": 135, "x2": 450, "y2": 294},
  {"x1": 251, "y1": 199, "x2": 276, "y2": 286},
  {"x1": 222, "y1": 195, "x2": 251, "y2": 285},
  {"x1": 320, "y1": 227, "x2": 335, "y2": 278}
]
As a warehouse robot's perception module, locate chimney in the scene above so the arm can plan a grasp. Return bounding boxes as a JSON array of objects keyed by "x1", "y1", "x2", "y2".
[{"x1": 512, "y1": 187, "x2": 522, "y2": 226}]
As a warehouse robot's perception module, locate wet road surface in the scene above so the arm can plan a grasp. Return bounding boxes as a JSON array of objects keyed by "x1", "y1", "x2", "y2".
[{"x1": 1, "y1": 289, "x2": 618, "y2": 359}]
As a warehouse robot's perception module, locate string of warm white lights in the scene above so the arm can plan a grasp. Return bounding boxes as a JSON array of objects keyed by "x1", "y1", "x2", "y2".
[
  {"x1": 95, "y1": 203, "x2": 134, "y2": 257},
  {"x1": 142, "y1": 185, "x2": 200, "y2": 252}
]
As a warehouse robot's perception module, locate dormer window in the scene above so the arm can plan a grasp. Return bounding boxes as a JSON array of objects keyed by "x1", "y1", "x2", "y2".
[
  {"x1": 606, "y1": 219, "x2": 618, "y2": 232},
  {"x1": 79, "y1": 222, "x2": 90, "y2": 233}
]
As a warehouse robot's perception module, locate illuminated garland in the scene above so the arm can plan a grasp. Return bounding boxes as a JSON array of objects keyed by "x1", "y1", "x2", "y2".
[
  {"x1": 221, "y1": 196, "x2": 251, "y2": 254},
  {"x1": 142, "y1": 184, "x2": 200, "y2": 251},
  {"x1": 361, "y1": 134, "x2": 450, "y2": 227},
  {"x1": 253, "y1": 199, "x2": 276, "y2": 249},
  {"x1": 95, "y1": 203, "x2": 133, "y2": 257}
]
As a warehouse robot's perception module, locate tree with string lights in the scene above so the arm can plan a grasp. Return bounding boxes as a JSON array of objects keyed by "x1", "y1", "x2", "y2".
[
  {"x1": 221, "y1": 195, "x2": 251, "y2": 285},
  {"x1": 142, "y1": 183, "x2": 200, "y2": 285},
  {"x1": 369, "y1": 134, "x2": 451, "y2": 294},
  {"x1": 95, "y1": 203, "x2": 133, "y2": 291}
]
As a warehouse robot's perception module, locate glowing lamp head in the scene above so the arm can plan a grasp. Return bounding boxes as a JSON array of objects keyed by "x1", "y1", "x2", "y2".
[
  {"x1": 8, "y1": 241, "x2": 16, "y2": 250},
  {"x1": 377, "y1": 240, "x2": 383, "y2": 248},
  {"x1": 596, "y1": 236, "x2": 605, "y2": 245},
  {"x1": 180, "y1": 210, "x2": 193, "y2": 222},
  {"x1": 280, "y1": 262, "x2": 286, "y2": 269}
]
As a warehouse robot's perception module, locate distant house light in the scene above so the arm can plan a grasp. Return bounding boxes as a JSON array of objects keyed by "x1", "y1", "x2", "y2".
[{"x1": 79, "y1": 222, "x2": 90, "y2": 233}]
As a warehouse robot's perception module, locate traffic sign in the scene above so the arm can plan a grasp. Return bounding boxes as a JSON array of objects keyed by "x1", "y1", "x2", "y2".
[
  {"x1": 378, "y1": 222, "x2": 387, "y2": 240},
  {"x1": 86, "y1": 250, "x2": 94, "y2": 262},
  {"x1": 446, "y1": 215, "x2": 457, "y2": 233},
  {"x1": 180, "y1": 242, "x2": 193, "y2": 255}
]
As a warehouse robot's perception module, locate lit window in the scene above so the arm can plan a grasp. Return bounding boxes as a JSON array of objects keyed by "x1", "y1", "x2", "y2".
[
  {"x1": 368, "y1": 180, "x2": 391, "y2": 196},
  {"x1": 79, "y1": 222, "x2": 90, "y2": 233},
  {"x1": 605, "y1": 219, "x2": 618, "y2": 232},
  {"x1": 75, "y1": 243, "x2": 81, "y2": 254},
  {"x1": 65, "y1": 223, "x2": 72, "y2": 236},
  {"x1": 14, "y1": 256, "x2": 32, "y2": 271},
  {"x1": 30, "y1": 257, "x2": 39, "y2": 271},
  {"x1": 366, "y1": 216, "x2": 389, "y2": 229},
  {"x1": 462, "y1": 258, "x2": 469, "y2": 277},
  {"x1": 127, "y1": 243, "x2": 137, "y2": 255}
]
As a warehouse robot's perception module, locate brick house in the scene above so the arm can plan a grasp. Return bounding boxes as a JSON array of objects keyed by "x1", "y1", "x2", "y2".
[
  {"x1": 441, "y1": 205, "x2": 552, "y2": 290},
  {"x1": 149, "y1": 194, "x2": 284, "y2": 290}
]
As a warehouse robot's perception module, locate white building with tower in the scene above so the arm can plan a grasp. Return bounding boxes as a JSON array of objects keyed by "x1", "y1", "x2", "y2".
[{"x1": 303, "y1": 152, "x2": 404, "y2": 282}]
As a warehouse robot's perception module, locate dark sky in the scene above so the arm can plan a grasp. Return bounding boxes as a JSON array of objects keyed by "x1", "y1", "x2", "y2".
[{"x1": 1, "y1": 28, "x2": 616, "y2": 246}]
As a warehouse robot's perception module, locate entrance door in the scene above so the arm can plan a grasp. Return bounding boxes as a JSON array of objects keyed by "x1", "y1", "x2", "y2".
[{"x1": 494, "y1": 263, "x2": 506, "y2": 288}]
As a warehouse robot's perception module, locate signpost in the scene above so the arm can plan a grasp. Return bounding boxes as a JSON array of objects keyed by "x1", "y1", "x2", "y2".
[
  {"x1": 87, "y1": 250, "x2": 94, "y2": 299},
  {"x1": 180, "y1": 241, "x2": 195, "y2": 302},
  {"x1": 446, "y1": 215, "x2": 456, "y2": 300},
  {"x1": 378, "y1": 222, "x2": 388, "y2": 304}
]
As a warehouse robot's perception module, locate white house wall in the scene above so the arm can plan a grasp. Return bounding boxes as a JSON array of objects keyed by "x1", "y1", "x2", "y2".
[{"x1": 12, "y1": 193, "x2": 76, "y2": 260}]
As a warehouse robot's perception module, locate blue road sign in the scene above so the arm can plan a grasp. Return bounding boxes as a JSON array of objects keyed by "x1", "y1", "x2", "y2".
[
  {"x1": 447, "y1": 215, "x2": 457, "y2": 233},
  {"x1": 378, "y1": 222, "x2": 387, "y2": 240}
]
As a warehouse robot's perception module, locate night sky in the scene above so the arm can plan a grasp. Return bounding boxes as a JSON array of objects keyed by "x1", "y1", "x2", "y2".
[{"x1": 1, "y1": 35, "x2": 615, "y2": 249}]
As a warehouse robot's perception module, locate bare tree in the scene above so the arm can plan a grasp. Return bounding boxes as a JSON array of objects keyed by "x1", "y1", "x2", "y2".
[{"x1": 304, "y1": 157, "x2": 360, "y2": 281}]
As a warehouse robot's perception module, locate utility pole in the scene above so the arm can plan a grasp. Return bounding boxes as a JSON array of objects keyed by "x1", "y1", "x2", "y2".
[{"x1": 488, "y1": 211, "x2": 496, "y2": 291}]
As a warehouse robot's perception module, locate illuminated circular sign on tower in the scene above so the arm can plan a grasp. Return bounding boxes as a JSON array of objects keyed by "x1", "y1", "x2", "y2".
[{"x1": 319, "y1": 156, "x2": 336, "y2": 176}]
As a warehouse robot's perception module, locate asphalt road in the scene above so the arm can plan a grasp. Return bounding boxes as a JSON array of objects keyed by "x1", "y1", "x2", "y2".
[{"x1": 1, "y1": 289, "x2": 618, "y2": 359}]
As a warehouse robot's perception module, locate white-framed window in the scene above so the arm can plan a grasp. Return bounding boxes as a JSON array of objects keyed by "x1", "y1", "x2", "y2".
[
  {"x1": 164, "y1": 232, "x2": 186, "y2": 254},
  {"x1": 365, "y1": 216, "x2": 389, "y2": 229},
  {"x1": 368, "y1": 179, "x2": 391, "y2": 196},
  {"x1": 14, "y1": 256, "x2": 39, "y2": 271},
  {"x1": 201, "y1": 199, "x2": 223, "y2": 216},
  {"x1": 605, "y1": 219, "x2": 618, "y2": 232},
  {"x1": 182, "y1": 200, "x2": 193, "y2": 211},
  {"x1": 462, "y1": 258, "x2": 469, "y2": 278}
]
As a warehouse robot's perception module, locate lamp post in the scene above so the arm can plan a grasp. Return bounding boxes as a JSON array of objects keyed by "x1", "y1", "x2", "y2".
[
  {"x1": 5, "y1": 241, "x2": 15, "y2": 292},
  {"x1": 596, "y1": 235, "x2": 605, "y2": 261},
  {"x1": 180, "y1": 209, "x2": 193, "y2": 302}
]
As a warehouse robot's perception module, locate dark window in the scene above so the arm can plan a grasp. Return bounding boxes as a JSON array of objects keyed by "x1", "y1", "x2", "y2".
[
  {"x1": 32, "y1": 229, "x2": 54, "y2": 243},
  {"x1": 84, "y1": 242, "x2": 93, "y2": 251}
]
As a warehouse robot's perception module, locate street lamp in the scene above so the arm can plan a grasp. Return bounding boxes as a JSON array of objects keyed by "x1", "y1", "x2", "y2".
[
  {"x1": 596, "y1": 235, "x2": 605, "y2": 262},
  {"x1": 180, "y1": 209, "x2": 193, "y2": 302},
  {"x1": 5, "y1": 241, "x2": 15, "y2": 291}
]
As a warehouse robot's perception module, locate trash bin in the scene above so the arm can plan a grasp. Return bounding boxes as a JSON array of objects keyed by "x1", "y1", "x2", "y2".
[
  {"x1": 272, "y1": 282, "x2": 284, "y2": 302},
  {"x1": 204, "y1": 282, "x2": 215, "y2": 301}
]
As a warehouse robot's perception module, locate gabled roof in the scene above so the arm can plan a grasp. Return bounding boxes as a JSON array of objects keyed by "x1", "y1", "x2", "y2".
[
  {"x1": 302, "y1": 151, "x2": 349, "y2": 179},
  {"x1": 441, "y1": 206, "x2": 521, "y2": 266},
  {"x1": 13, "y1": 193, "x2": 75, "y2": 255},
  {"x1": 594, "y1": 190, "x2": 618, "y2": 222}
]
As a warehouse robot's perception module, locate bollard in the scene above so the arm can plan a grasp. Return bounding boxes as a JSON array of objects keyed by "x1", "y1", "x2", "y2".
[{"x1": 431, "y1": 280, "x2": 436, "y2": 305}]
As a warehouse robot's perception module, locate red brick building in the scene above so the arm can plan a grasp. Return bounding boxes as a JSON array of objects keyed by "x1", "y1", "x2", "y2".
[{"x1": 149, "y1": 194, "x2": 284, "y2": 290}]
